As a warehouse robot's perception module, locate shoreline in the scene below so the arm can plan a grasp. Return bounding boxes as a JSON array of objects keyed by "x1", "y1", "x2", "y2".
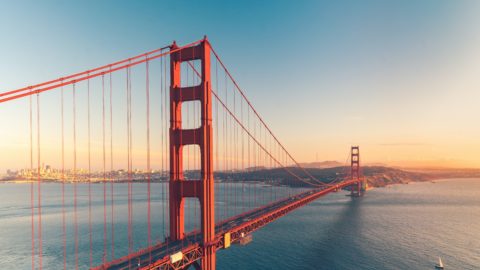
[{"x1": 2, "y1": 176, "x2": 479, "y2": 187}]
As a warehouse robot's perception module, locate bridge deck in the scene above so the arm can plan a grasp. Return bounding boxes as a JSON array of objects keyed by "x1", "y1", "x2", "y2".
[{"x1": 93, "y1": 180, "x2": 358, "y2": 270}]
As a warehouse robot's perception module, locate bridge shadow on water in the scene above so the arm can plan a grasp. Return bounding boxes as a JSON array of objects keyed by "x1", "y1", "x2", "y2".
[
  {"x1": 217, "y1": 194, "x2": 373, "y2": 270},
  {"x1": 303, "y1": 196, "x2": 372, "y2": 270}
]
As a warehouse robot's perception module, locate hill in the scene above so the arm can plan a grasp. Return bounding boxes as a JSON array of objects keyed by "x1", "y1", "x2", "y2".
[
  {"x1": 214, "y1": 166, "x2": 433, "y2": 188},
  {"x1": 298, "y1": 161, "x2": 343, "y2": 169}
]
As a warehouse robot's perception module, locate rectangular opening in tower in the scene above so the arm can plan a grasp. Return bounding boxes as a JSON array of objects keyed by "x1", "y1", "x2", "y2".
[
  {"x1": 182, "y1": 144, "x2": 201, "y2": 180},
  {"x1": 180, "y1": 60, "x2": 202, "y2": 88},
  {"x1": 181, "y1": 100, "x2": 202, "y2": 130},
  {"x1": 183, "y1": 197, "x2": 201, "y2": 234}
]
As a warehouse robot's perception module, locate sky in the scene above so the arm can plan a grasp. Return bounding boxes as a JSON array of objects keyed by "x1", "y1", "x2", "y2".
[{"x1": 0, "y1": 0, "x2": 479, "y2": 169}]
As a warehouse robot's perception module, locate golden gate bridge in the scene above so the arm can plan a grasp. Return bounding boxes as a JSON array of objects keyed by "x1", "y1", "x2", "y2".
[{"x1": 1, "y1": 37, "x2": 366, "y2": 270}]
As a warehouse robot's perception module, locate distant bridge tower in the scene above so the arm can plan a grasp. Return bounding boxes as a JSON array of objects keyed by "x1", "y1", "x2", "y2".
[
  {"x1": 169, "y1": 37, "x2": 216, "y2": 270},
  {"x1": 350, "y1": 146, "x2": 365, "y2": 197}
]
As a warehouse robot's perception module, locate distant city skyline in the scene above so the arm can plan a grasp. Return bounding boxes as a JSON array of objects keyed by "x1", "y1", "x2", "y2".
[{"x1": 0, "y1": 0, "x2": 479, "y2": 169}]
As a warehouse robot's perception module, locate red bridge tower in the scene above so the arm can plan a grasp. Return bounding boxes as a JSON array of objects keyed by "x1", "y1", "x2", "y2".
[
  {"x1": 169, "y1": 37, "x2": 216, "y2": 270},
  {"x1": 350, "y1": 146, "x2": 364, "y2": 197}
]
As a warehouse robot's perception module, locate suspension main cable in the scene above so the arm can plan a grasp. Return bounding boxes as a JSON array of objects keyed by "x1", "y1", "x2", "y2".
[
  {"x1": 211, "y1": 90, "x2": 325, "y2": 187},
  {"x1": 0, "y1": 40, "x2": 204, "y2": 103},
  {"x1": 207, "y1": 42, "x2": 323, "y2": 185},
  {"x1": 186, "y1": 60, "x2": 326, "y2": 187}
]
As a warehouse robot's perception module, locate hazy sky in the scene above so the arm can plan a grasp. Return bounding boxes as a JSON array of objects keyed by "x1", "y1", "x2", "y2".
[{"x1": 0, "y1": 0, "x2": 479, "y2": 169}]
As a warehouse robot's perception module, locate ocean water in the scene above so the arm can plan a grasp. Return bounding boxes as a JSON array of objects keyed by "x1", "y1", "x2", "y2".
[{"x1": 0, "y1": 179, "x2": 479, "y2": 269}]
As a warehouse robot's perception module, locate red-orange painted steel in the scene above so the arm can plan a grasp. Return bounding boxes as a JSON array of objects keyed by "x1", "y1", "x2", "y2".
[
  {"x1": 350, "y1": 146, "x2": 362, "y2": 196},
  {"x1": 169, "y1": 38, "x2": 216, "y2": 270},
  {"x1": 0, "y1": 40, "x2": 204, "y2": 103},
  {"x1": 112, "y1": 180, "x2": 362, "y2": 270}
]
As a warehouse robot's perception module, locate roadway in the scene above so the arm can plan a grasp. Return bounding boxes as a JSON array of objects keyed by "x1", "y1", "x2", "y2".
[{"x1": 93, "y1": 180, "x2": 357, "y2": 270}]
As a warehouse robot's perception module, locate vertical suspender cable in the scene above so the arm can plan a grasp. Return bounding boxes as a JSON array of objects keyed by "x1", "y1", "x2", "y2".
[
  {"x1": 146, "y1": 58, "x2": 152, "y2": 261},
  {"x1": 109, "y1": 69, "x2": 115, "y2": 260},
  {"x1": 73, "y1": 83, "x2": 78, "y2": 270},
  {"x1": 222, "y1": 71, "x2": 227, "y2": 222},
  {"x1": 130, "y1": 67, "x2": 133, "y2": 253},
  {"x1": 179, "y1": 49, "x2": 184, "y2": 249},
  {"x1": 269, "y1": 128, "x2": 273, "y2": 202},
  {"x1": 87, "y1": 77, "x2": 92, "y2": 267},
  {"x1": 233, "y1": 81, "x2": 236, "y2": 215},
  {"x1": 102, "y1": 75, "x2": 107, "y2": 263},
  {"x1": 163, "y1": 54, "x2": 168, "y2": 246},
  {"x1": 61, "y1": 83, "x2": 66, "y2": 270},
  {"x1": 29, "y1": 90, "x2": 35, "y2": 270},
  {"x1": 128, "y1": 65, "x2": 134, "y2": 259},
  {"x1": 225, "y1": 71, "x2": 229, "y2": 219},
  {"x1": 126, "y1": 67, "x2": 133, "y2": 258},
  {"x1": 160, "y1": 55, "x2": 165, "y2": 242},
  {"x1": 260, "y1": 124, "x2": 263, "y2": 205},
  {"x1": 36, "y1": 92, "x2": 43, "y2": 270},
  {"x1": 231, "y1": 80, "x2": 234, "y2": 213},
  {"x1": 253, "y1": 111, "x2": 256, "y2": 208},
  {"x1": 214, "y1": 58, "x2": 219, "y2": 222},
  {"x1": 248, "y1": 108, "x2": 251, "y2": 203},
  {"x1": 241, "y1": 98, "x2": 245, "y2": 212}
]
